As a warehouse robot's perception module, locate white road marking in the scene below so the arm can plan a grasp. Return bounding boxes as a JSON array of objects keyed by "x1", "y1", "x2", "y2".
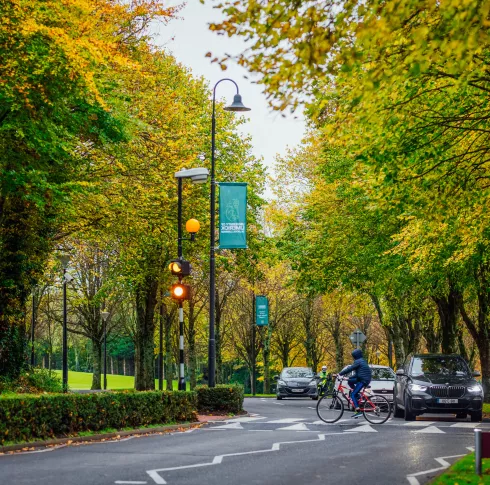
[
  {"x1": 145, "y1": 432, "x2": 356, "y2": 484},
  {"x1": 413, "y1": 426, "x2": 445, "y2": 434},
  {"x1": 347, "y1": 424, "x2": 377, "y2": 433},
  {"x1": 404, "y1": 421, "x2": 435, "y2": 427},
  {"x1": 406, "y1": 453, "x2": 466, "y2": 485},
  {"x1": 211, "y1": 422, "x2": 244, "y2": 430},
  {"x1": 0, "y1": 444, "x2": 67, "y2": 455},
  {"x1": 276, "y1": 423, "x2": 310, "y2": 431},
  {"x1": 272, "y1": 402, "x2": 285, "y2": 406},
  {"x1": 225, "y1": 417, "x2": 266, "y2": 423},
  {"x1": 115, "y1": 482, "x2": 148, "y2": 484},
  {"x1": 450, "y1": 422, "x2": 480, "y2": 428},
  {"x1": 266, "y1": 418, "x2": 306, "y2": 424}
]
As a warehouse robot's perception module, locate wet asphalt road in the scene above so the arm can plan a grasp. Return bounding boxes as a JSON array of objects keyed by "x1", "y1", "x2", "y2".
[{"x1": 0, "y1": 397, "x2": 482, "y2": 485}]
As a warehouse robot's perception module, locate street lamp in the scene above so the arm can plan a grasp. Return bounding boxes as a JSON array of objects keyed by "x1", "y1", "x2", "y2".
[
  {"x1": 208, "y1": 79, "x2": 250, "y2": 387},
  {"x1": 174, "y1": 167, "x2": 208, "y2": 391},
  {"x1": 59, "y1": 254, "x2": 71, "y2": 392},
  {"x1": 101, "y1": 311, "x2": 110, "y2": 390},
  {"x1": 376, "y1": 350, "x2": 381, "y2": 365},
  {"x1": 31, "y1": 287, "x2": 36, "y2": 367}
]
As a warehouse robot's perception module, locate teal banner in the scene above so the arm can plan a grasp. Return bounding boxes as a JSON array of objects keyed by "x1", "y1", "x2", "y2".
[
  {"x1": 219, "y1": 183, "x2": 248, "y2": 249},
  {"x1": 255, "y1": 296, "x2": 269, "y2": 326}
]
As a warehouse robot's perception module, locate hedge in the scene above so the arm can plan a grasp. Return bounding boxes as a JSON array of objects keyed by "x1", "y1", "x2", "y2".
[
  {"x1": 196, "y1": 385, "x2": 244, "y2": 414},
  {"x1": 0, "y1": 390, "x2": 197, "y2": 444}
]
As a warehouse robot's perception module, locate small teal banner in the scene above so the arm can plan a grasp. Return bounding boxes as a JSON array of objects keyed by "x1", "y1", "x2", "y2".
[
  {"x1": 256, "y1": 296, "x2": 269, "y2": 326},
  {"x1": 219, "y1": 182, "x2": 247, "y2": 249}
]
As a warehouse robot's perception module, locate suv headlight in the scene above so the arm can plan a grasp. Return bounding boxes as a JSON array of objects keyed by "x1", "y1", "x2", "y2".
[
  {"x1": 409, "y1": 384, "x2": 428, "y2": 392},
  {"x1": 468, "y1": 385, "x2": 483, "y2": 393},
  {"x1": 278, "y1": 380, "x2": 287, "y2": 387},
  {"x1": 309, "y1": 380, "x2": 317, "y2": 387}
]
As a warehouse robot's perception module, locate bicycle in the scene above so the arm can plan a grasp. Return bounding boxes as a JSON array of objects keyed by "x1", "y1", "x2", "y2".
[
  {"x1": 316, "y1": 375, "x2": 392, "y2": 424},
  {"x1": 317, "y1": 375, "x2": 334, "y2": 397}
]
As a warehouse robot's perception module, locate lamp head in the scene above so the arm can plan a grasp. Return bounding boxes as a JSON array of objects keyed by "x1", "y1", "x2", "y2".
[
  {"x1": 174, "y1": 167, "x2": 209, "y2": 184},
  {"x1": 225, "y1": 94, "x2": 251, "y2": 112},
  {"x1": 186, "y1": 219, "x2": 200, "y2": 234},
  {"x1": 101, "y1": 311, "x2": 110, "y2": 321},
  {"x1": 59, "y1": 254, "x2": 71, "y2": 269}
]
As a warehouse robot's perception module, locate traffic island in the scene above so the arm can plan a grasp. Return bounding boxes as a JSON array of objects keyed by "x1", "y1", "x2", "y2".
[{"x1": 430, "y1": 453, "x2": 490, "y2": 484}]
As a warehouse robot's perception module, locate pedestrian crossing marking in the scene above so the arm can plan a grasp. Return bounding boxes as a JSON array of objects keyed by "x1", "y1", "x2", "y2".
[{"x1": 267, "y1": 418, "x2": 307, "y2": 424}]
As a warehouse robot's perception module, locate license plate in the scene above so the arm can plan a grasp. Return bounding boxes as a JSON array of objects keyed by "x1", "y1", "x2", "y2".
[
  {"x1": 291, "y1": 389, "x2": 303, "y2": 393},
  {"x1": 437, "y1": 399, "x2": 458, "y2": 404}
]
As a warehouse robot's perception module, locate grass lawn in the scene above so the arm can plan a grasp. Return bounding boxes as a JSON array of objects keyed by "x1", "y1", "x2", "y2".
[
  {"x1": 53, "y1": 370, "x2": 190, "y2": 391},
  {"x1": 431, "y1": 454, "x2": 490, "y2": 484}
]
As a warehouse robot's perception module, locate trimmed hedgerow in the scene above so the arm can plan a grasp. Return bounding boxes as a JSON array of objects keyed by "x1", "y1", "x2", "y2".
[
  {"x1": 196, "y1": 385, "x2": 244, "y2": 414},
  {"x1": 0, "y1": 390, "x2": 197, "y2": 444}
]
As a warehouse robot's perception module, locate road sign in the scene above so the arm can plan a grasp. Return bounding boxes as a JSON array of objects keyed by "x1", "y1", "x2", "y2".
[
  {"x1": 255, "y1": 296, "x2": 269, "y2": 326},
  {"x1": 349, "y1": 329, "x2": 366, "y2": 348}
]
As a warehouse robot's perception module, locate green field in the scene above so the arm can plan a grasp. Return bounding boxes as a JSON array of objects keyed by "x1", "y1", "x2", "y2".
[{"x1": 53, "y1": 371, "x2": 190, "y2": 391}]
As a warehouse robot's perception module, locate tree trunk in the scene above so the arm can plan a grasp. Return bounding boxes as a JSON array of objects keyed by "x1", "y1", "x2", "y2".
[
  {"x1": 134, "y1": 277, "x2": 158, "y2": 390},
  {"x1": 433, "y1": 285, "x2": 459, "y2": 354},
  {"x1": 91, "y1": 339, "x2": 102, "y2": 390},
  {"x1": 262, "y1": 325, "x2": 272, "y2": 394}
]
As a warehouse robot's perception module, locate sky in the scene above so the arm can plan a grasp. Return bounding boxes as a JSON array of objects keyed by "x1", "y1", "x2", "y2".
[{"x1": 153, "y1": 1, "x2": 307, "y2": 190}]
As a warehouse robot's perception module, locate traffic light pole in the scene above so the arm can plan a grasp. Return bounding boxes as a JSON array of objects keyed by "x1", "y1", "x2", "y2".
[{"x1": 62, "y1": 269, "x2": 68, "y2": 393}]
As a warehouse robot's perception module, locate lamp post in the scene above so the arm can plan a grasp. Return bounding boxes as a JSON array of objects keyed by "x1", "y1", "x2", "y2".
[
  {"x1": 101, "y1": 311, "x2": 110, "y2": 390},
  {"x1": 208, "y1": 79, "x2": 250, "y2": 388},
  {"x1": 174, "y1": 167, "x2": 208, "y2": 391},
  {"x1": 31, "y1": 288, "x2": 36, "y2": 367},
  {"x1": 376, "y1": 350, "x2": 381, "y2": 365},
  {"x1": 59, "y1": 254, "x2": 71, "y2": 393}
]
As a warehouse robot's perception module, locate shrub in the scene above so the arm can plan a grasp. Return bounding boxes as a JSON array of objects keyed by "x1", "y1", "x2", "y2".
[
  {"x1": 0, "y1": 390, "x2": 197, "y2": 444},
  {"x1": 0, "y1": 368, "x2": 63, "y2": 395},
  {"x1": 196, "y1": 385, "x2": 244, "y2": 414}
]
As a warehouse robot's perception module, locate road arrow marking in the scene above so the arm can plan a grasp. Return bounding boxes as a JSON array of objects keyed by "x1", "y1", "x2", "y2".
[
  {"x1": 267, "y1": 418, "x2": 306, "y2": 423},
  {"x1": 276, "y1": 423, "x2": 310, "y2": 431},
  {"x1": 450, "y1": 422, "x2": 480, "y2": 428},
  {"x1": 211, "y1": 422, "x2": 244, "y2": 430},
  {"x1": 413, "y1": 426, "x2": 445, "y2": 434},
  {"x1": 348, "y1": 424, "x2": 377, "y2": 433},
  {"x1": 404, "y1": 421, "x2": 435, "y2": 427}
]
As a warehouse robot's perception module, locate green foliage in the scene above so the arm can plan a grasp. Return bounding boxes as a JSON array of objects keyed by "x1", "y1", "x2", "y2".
[
  {"x1": 0, "y1": 368, "x2": 63, "y2": 394},
  {"x1": 0, "y1": 390, "x2": 197, "y2": 444},
  {"x1": 196, "y1": 385, "x2": 244, "y2": 414}
]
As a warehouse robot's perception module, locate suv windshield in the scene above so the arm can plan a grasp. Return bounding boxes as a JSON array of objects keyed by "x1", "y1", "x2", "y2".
[
  {"x1": 282, "y1": 368, "x2": 315, "y2": 378},
  {"x1": 371, "y1": 368, "x2": 395, "y2": 381},
  {"x1": 411, "y1": 357, "x2": 470, "y2": 377}
]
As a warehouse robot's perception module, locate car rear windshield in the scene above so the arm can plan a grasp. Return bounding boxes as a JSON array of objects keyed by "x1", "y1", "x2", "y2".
[
  {"x1": 282, "y1": 368, "x2": 314, "y2": 378},
  {"x1": 371, "y1": 368, "x2": 395, "y2": 381},
  {"x1": 411, "y1": 357, "x2": 470, "y2": 377}
]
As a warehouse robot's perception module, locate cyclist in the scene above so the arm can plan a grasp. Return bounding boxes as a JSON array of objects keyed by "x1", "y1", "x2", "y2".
[
  {"x1": 317, "y1": 365, "x2": 331, "y2": 396},
  {"x1": 338, "y1": 349, "x2": 372, "y2": 418}
]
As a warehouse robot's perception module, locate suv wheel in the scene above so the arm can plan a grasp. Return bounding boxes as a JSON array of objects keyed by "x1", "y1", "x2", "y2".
[
  {"x1": 276, "y1": 395, "x2": 283, "y2": 400},
  {"x1": 393, "y1": 398, "x2": 404, "y2": 418},
  {"x1": 456, "y1": 412, "x2": 467, "y2": 419},
  {"x1": 404, "y1": 395, "x2": 416, "y2": 421},
  {"x1": 471, "y1": 411, "x2": 483, "y2": 422}
]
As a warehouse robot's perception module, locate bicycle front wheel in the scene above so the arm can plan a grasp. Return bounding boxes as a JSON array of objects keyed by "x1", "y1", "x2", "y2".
[
  {"x1": 316, "y1": 393, "x2": 344, "y2": 423},
  {"x1": 363, "y1": 395, "x2": 391, "y2": 424}
]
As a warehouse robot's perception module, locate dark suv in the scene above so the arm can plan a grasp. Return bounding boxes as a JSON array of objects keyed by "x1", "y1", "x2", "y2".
[{"x1": 394, "y1": 354, "x2": 483, "y2": 422}]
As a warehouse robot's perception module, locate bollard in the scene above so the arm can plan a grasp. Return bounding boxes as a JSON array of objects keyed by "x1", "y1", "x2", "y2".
[{"x1": 475, "y1": 429, "x2": 482, "y2": 475}]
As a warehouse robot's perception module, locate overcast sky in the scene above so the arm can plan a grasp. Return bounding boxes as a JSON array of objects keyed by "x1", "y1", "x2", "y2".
[{"x1": 153, "y1": 1, "x2": 306, "y2": 191}]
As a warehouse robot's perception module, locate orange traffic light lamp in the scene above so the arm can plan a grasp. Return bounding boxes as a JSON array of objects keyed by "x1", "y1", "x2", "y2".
[
  {"x1": 171, "y1": 283, "x2": 190, "y2": 301},
  {"x1": 168, "y1": 259, "x2": 191, "y2": 276}
]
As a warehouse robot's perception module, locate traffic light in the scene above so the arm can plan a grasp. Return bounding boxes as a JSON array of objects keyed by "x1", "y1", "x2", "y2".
[
  {"x1": 171, "y1": 283, "x2": 191, "y2": 301},
  {"x1": 168, "y1": 259, "x2": 191, "y2": 276}
]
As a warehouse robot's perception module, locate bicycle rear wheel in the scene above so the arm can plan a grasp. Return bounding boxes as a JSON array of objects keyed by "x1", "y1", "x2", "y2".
[
  {"x1": 362, "y1": 395, "x2": 391, "y2": 424},
  {"x1": 316, "y1": 393, "x2": 344, "y2": 423}
]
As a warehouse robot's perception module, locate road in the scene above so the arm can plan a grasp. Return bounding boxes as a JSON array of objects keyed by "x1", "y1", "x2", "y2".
[{"x1": 0, "y1": 397, "x2": 482, "y2": 485}]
